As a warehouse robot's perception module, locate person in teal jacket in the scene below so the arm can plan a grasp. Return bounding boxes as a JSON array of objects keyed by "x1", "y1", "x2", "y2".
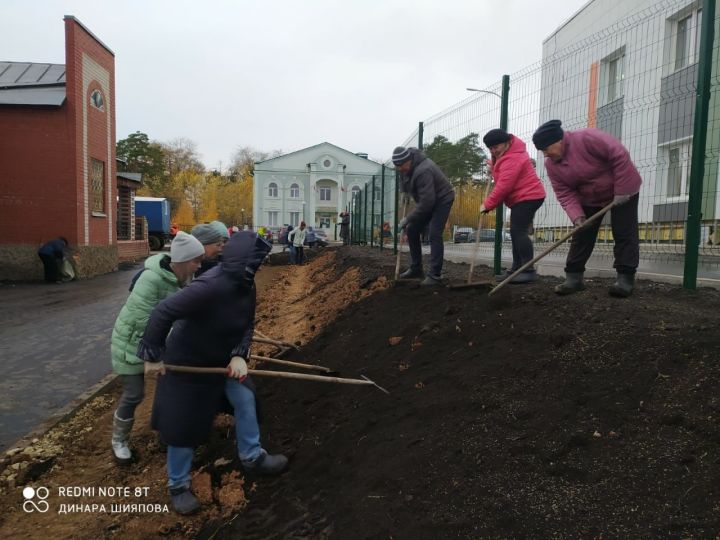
[{"x1": 109, "y1": 231, "x2": 205, "y2": 464}]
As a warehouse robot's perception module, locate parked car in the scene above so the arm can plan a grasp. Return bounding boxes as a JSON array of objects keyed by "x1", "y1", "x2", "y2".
[
  {"x1": 315, "y1": 228, "x2": 329, "y2": 242},
  {"x1": 304, "y1": 226, "x2": 329, "y2": 248},
  {"x1": 267, "y1": 226, "x2": 281, "y2": 243},
  {"x1": 453, "y1": 227, "x2": 474, "y2": 243},
  {"x1": 468, "y1": 229, "x2": 496, "y2": 242}
]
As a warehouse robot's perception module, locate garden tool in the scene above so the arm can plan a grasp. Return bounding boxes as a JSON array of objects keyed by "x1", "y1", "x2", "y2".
[{"x1": 489, "y1": 200, "x2": 618, "y2": 296}]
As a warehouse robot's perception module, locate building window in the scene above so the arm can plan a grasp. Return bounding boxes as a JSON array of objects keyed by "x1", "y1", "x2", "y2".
[
  {"x1": 90, "y1": 158, "x2": 105, "y2": 213},
  {"x1": 90, "y1": 89, "x2": 104, "y2": 110},
  {"x1": 673, "y1": 8, "x2": 702, "y2": 71},
  {"x1": 600, "y1": 49, "x2": 624, "y2": 105},
  {"x1": 374, "y1": 186, "x2": 382, "y2": 201},
  {"x1": 268, "y1": 182, "x2": 278, "y2": 197},
  {"x1": 351, "y1": 186, "x2": 361, "y2": 197},
  {"x1": 290, "y1": 183, "x2": 300, "y2": 198},
  {"x1": 323, "y1": 159, "x2": 332, "y2": 168},
  {"x1": 290, "y1": 212, "x2": 300, "y2": 227},
  {"x1": 666, "y1": 144, "x2": 691, "y2": 198},
  {"x1": 320, "y1": 187, "x2": 331, "y2": 201},
  {"x1": 268, "y1": 211, "x2": 278, "y2": 227}
]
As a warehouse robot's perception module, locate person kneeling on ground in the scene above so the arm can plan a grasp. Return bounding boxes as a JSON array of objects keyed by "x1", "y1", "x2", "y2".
[
  {"x1": 481, "y1": 128, "x2": 545, "y2": 284},
  {"x1": 138, "y1": 231, "x2": 288, "y2": 515},
  {"x1": 110, "y1": 232, "x2": 205, "y2": 464},
  {"x1": 392, "y1": 146, "x2": 455, "y2": 286}
]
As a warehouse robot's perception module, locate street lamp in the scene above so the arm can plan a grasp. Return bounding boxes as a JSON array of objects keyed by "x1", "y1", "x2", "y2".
[
  {"x1": 302, "y1": 201, "x2": 306, "y2": 223},
  {"x1": 466, "y1": 87, "x2": 502, "y2": 99},
  {"x1": 241, "y1": 207, "x2": 245, "y2": 227}
]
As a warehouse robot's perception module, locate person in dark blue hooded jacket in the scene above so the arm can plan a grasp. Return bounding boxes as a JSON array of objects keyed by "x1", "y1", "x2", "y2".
[{"x1": 138, "y1": 231, "x2": 288, "y2": 515}]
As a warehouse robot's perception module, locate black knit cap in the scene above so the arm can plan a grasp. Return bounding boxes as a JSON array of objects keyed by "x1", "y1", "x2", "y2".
[
  {"x1": 392, "y1": 146, "x2": 412, "y2": 165},
  {"x1": 532, "y1": 119, "x2": 564, "y2": 150},
  {"x1": 483, "y1": 129, "x2": 511, "y2": 148}
]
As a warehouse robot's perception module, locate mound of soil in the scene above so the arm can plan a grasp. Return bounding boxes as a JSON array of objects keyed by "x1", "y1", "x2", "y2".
[
  {"x1": 206, "y1": 247, "x2": 720, "y2": 539},
  {"x1": 3, "y1": 246, "x2": 720, "y2": 539}
]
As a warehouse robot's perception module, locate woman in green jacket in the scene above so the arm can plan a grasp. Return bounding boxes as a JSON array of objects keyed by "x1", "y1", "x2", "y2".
[{"x1": 110, "y1": 232, "x2": 204, "y2": 464}]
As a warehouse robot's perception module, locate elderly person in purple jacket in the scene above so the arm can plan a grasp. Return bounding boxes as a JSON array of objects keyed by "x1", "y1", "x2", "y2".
[
  {"x1": 533, "y1": 120, "x2": 642, "y2": 297},
  {"x1": 138, "y1": 231, "x2": 288, "y2": 515}
]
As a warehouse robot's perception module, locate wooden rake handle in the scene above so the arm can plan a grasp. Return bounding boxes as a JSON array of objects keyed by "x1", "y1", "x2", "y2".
[
  {"x1": 163, "y1": 364, "x2": 375, "y2": 387},
  {"x1": 252, "y1": 336, "x2": 300, "y2": 350},
  {"x1": 489, "y1": 200, "x2": 618, "y2": 296},
  {"x1": 249, "y1": 354, "x2": 330, "y2": 373}
]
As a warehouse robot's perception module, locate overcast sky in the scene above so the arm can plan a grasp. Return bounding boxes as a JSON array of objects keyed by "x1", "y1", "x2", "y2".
[{"x1": 3, "y1": 0, "x2": 589, "y2": 168}]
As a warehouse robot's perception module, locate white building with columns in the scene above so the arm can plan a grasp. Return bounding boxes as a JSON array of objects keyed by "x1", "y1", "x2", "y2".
[{"x1": 253, "y1": 142, "x2": 384, "y2": 232}]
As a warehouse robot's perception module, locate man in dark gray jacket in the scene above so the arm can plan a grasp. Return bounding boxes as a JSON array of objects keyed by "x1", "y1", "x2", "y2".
[{"x1": 393, "y1": 146, "x2": 455, "y2": 286}]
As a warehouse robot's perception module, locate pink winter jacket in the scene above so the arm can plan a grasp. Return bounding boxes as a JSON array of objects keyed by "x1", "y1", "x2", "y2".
[
  {"x1": 544, "y1": 129, "x2": 642, "y2": 223},
  {"x1": 485, "y1": 135, "x2": 545, "y2": 211}
]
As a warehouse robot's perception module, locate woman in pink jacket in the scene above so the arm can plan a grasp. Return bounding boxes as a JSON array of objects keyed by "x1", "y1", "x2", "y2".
[{"x1": 481, "y1": 129, "x2": 546, "y2": 283}]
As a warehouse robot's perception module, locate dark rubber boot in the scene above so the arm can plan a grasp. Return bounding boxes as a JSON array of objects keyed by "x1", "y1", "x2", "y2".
[
  {"x1": 510, "y1": 270, "x2": 539, "y2": 284},
  {"x1": 169, "y1": 486, "x2": 200, "y2": 515},
  {"x1": 399, "y1": 266, "x2": 423, "y2": 279},
  {"x1": 554, "y1": 272, "x2": 585, "y2": 295},
  {"x1": 609, "y1": 273, "x2": 634, "y2": 298},
  {"x1": 242, "y1": 450, "x2": 289, "y2": 475},
  {"x1": 420, "y1": 275, "x2": 442, "y2": 287}
]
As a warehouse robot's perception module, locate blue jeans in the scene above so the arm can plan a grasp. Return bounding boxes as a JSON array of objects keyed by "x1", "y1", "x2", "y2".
[
  {"x1": 224, "y1": 378, "x2": 262, "y2": 461},
  {"x1": 288, "y1": 245, "x2": 296, "y2": 264},
  {"x1": 167, "y1": 445, "x2": 194, "y2": 489}
]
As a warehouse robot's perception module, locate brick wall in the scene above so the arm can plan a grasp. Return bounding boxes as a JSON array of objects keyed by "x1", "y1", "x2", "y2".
[{"x1": 0, "y1": 17, "x2": 118, "y2": 280}]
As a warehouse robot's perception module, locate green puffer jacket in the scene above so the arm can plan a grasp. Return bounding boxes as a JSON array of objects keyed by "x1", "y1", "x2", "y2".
[{"x1": 111, "y1": 254, "x2": 181, "y2": 375}]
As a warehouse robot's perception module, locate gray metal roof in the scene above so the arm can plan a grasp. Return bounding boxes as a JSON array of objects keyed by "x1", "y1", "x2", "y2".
[
  {"x1": 117, "y1": 172, "x2": 142, "y2": 183},
  {"x1": 0, "y1": 62, "x2": 66, "y2": 106}
]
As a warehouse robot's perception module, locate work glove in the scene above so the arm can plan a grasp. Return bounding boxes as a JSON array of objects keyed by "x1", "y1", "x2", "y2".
[
  {"x1": 144, "y1": 361, "x2": 166, "y2": 376},
  {"x1": 227, "y1": 356, "x2": 248, "y2": 381},
  {"x1": 613, "y1": 194, "x2": 631, "y2": 206},
  {"x1": 398, "y1": 217, "x2": 408, "y2": 231},
  {"x1": 480, "y1": 204, "x2": 489, "y2": 214},
  {"x1": 573, "y1": 216, "x2": 587, "y2": 227}
]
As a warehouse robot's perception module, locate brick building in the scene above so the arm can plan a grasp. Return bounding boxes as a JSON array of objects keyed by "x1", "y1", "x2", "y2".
[{"x1": 0, "y1": 16, "x2": 140, "y2": 280}]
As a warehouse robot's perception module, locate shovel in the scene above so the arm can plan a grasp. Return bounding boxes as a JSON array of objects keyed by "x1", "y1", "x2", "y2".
[
  {"x1": 489, "y1": 200, "x2": 618, "y2": 296},
  {"x1": 252, "y1": 336, "x2": 301, "y2": 351},
  {"x1": 394, "y1": 197, "x2": 418, "y2": 285},
  {"x1": 163, "y1": 364, "x2": 389, "y2": 394}
]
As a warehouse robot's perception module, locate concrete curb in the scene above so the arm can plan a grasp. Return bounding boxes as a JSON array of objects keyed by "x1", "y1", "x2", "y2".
[{"x1": 6, "y1": 373, "x2": 119, "y2": 453}]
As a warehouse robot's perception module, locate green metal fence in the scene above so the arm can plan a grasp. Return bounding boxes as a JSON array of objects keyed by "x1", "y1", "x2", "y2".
[{"x1": 350, "y1": 0, "x2": 720, "y2": 289}]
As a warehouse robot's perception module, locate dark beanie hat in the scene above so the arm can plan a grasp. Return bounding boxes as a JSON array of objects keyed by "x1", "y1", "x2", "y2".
[
  {"x1": 532, "y1": 119, "x2": 564, "y2": 150},
  {"x1": 483, "y1": 129, "x2": 511, "y2": 148},
  {"x1": 392, "y1": 146, "x2": 412, "y2": 165}
]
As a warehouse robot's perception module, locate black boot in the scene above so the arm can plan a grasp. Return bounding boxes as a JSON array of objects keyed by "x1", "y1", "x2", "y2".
[
  {"x1": 399, "y1": 266, "x2": 423, "y2": 279},
  {"x1": 609, "y1": 273, "x2": 634, "y2": 298},
  {"x1": 554, "y1": 272, "x2": 585, "y2": 295}
]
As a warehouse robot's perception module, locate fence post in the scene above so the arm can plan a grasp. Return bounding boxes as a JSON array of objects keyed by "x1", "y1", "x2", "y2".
[
  {"x1": 370, "y1": 175, "x2": 376, "y2": 247},
  {"x1": 380, "y1": 165, "x2": 385, "y2": 251},
  {"x1": 394, "y1": 169, "x2": 399, "y2": 255},
  {"x1": 418, "y1": 121, "x2": 424, "y2": 150},
  {"x1": 494, "y1": 74, "x2": 510, "y2": 276},
  {"x1": 683, "y1": 0, "x2": 714, "y2": 290},
  {"x1": 363, "y1": 183, "x2": 368, "y2": 244}
]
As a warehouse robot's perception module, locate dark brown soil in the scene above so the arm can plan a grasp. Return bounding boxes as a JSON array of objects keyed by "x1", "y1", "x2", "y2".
[{"x1": 204, "y1": 246, "x2": 720, "y2": 539}]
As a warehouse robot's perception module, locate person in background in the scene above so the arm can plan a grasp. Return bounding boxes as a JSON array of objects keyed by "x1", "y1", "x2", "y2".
[
  {"x1": 392, "y1": 146, "x2": 455, "y2": 286},
  {"x1": 532, "y1": 119, "x2": 642, "y2": 297},
  {"x1": 110, "y1": 232, "x2": 204, "y2": 464},
  {"x1": 285, "y1": 224, "x2": 295, "y2": 262},
  {"x1": 191, "y1": 223, "x2": 225, "y2": 277},
  {"x1": 305, "y1": 226, "x2": 317, "y2": 248},
  {"x1": 37, "y1": 237, "x2": 71, "y2": 283},
  {"x1": 170, "y1": 223, "x2": 179, "y2": 240},
  {"x1": 339, "y1": 211, "x2": 350, "y2": 245},
  {"x1": 288, "y1": 221, "x2": 307, "y2": 264},
  {"x1": 481, "y1": 128, "x2": 546, "y2": 283},
  {"x1": 138, "y1": 232, "x2": 288, "y2": 515}
]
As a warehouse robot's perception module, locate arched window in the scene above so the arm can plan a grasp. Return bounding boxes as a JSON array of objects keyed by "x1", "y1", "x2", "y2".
[
  {"x1": 290, "y1": 183, "x2": 300, "y2": 198},
  {"x1": 351, "y1": 185, "x2": 361, "y2": 197},
  {"x1": 268, "y1": 182, "x2": 278, "y2": 197},
  {"x1": 90, "y1": 89, "x2": 104, "y2": 110}
]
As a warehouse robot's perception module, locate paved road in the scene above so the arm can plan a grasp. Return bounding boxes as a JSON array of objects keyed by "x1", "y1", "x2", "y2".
[
  {"x1": 0, "y1": 261, "x2": 143, "y2": 450},
  {"x1": 415, "y1": 242, "x2": 720, "y2": 286}
]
